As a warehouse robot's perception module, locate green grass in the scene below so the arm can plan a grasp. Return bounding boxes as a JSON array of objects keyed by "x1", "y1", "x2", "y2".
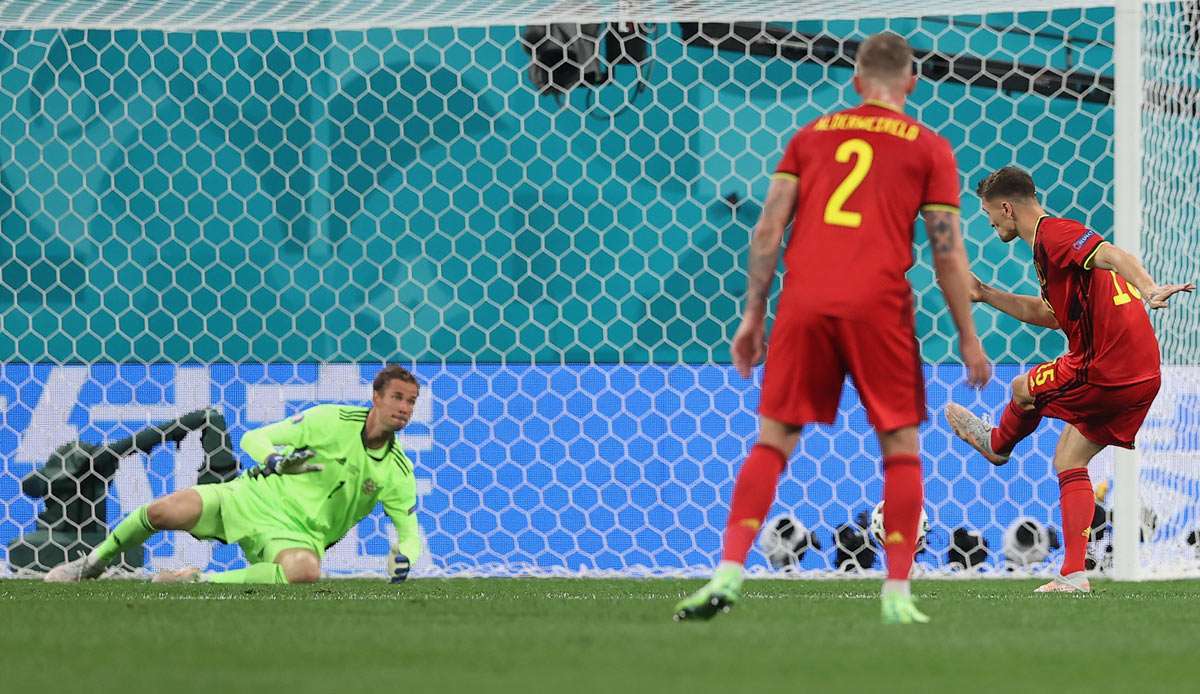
[{"x1": 1, "y1": 578, "x2": 1196, "y2": 693}]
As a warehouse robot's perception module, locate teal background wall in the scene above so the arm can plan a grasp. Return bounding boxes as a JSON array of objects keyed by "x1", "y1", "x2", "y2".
[{"x1": 0, "y1": 11, "x2": 1114, "y2": 364}]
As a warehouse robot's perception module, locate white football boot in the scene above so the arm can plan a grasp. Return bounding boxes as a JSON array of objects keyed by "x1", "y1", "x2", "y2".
[
  {"x1": 43, "y1": 553, "x2": 106, "y2": 583},
  {"x1": 945, "y1": 403, "x2": 1011, "y2": 466},
  {"x1": 1034, "y1": 571, "x2": 1091, "y2": 593}
]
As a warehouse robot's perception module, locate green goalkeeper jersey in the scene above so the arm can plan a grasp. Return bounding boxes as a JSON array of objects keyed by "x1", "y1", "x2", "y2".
[{"x1": 236, "y1": 404, "x2": 421, "y2": 561}]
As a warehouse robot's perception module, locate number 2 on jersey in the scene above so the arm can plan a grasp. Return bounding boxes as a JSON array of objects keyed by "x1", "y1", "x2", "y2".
[{"x1": 824, "y1": 138, "x2": 874, "y2": 228}]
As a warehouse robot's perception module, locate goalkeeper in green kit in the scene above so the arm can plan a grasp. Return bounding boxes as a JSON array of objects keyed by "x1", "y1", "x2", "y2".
[{"x1": 45, "y1": 365, "x2": 422, "y2": 585}]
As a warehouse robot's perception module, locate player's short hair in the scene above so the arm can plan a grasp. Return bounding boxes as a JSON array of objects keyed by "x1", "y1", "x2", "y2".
[
  {"x1": 975, "y1": 166, "x2": 1038, "y2": 202},
  {"x1": 373, "y1": 365, "x2": 419, "y2": 393},
  {"x1": 855, "y1": 32, "x2": 913, "y2": 83}
]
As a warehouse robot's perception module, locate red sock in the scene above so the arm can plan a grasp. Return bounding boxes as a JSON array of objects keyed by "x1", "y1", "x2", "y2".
[
  {"x1": 720, "y1": 444, "x2": 788, "y2": 564},
  {"x1": 882, "y1": 454, "x2": 923, "y2": 580},
  {"x1": 1058, "y1": 468, "x2": 1094, "y2": 576},
  {"x1": 990, "y1": 400, "x2": 1042, "y2": 455}
]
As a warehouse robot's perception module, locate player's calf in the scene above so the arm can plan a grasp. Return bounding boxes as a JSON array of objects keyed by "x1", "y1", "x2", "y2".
[{"x1": 45, "y1": 500, "x2": 172, "y2": 582}]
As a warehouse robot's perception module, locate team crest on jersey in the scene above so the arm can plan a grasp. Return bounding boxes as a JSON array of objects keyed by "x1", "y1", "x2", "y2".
[{"x1": 362, "y1": 478, "x2": 378, "y2": 495}]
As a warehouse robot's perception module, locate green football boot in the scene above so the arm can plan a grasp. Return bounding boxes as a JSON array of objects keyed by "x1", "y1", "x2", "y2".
[
  {"x1": 881, "y1": 591, "x2": 931, "y2": 625},
  {"x1": 672, "y1": 564, "x2": 743, "y2": 622}
]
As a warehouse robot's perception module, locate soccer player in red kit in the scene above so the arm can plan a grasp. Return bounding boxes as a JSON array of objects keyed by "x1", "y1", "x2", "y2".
[
  {"x1": 946, "y1": 166, "x2": 1193, "y2": 593},
  {"x1": 673, "y1": 33, "x2": 989, "y2": 625}
]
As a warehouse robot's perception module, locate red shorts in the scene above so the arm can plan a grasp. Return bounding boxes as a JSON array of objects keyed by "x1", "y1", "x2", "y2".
[
  {"x1": 759, "y1": 310, "x2": 924, "y2": 431},
  {"x1": 1028, "y1": 358, "x2": 1161, "y2": 449}
]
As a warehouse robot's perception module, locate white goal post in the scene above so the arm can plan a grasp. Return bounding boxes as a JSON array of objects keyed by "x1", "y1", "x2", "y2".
[{"x1": 1112, "y1": 0, "x2": 1141, "y2": 582}]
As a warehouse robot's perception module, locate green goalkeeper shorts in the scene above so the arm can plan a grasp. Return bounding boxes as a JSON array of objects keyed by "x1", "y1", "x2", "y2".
[{"x1": 190, "y1": 482, "x2": 324, "y2": 564}]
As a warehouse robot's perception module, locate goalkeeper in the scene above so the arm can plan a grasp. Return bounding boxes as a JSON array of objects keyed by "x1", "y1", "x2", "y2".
[{"x1": 45, "y1": 365, "x2": 422, "y2": 585}]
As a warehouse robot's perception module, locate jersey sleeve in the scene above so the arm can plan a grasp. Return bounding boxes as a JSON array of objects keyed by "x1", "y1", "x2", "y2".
[
  {"x1": 238, "y1": 406, "x2": 315, "y2": 464},
  {"x1": 381, "y1": 462, "x2": 422, "y2": 563},
  {"x1": 920, "y1": 134, "x2": 961, "y2": 213},
  {"x1": 771, "y1": 130, "x2": 803, "y2": 182},
  {"x1": 1042, "y1": 221, "x2": 1106, "y2": 270}
]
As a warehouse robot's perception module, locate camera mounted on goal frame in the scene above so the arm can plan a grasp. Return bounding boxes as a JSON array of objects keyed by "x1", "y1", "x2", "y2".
[{"x1": 520, "y1": 22, "x2": 652, "y2": 95}]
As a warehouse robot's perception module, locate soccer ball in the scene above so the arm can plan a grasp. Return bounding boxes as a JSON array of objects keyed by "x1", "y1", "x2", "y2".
[
  {"x1": 869, "y1": 501, "x2": 930, "y2": 552},
  {"x1": 759, "y1": 514, "x2": 819, "y2": 569},
  {"x1": 833, "y1": 515, "x2": 876, "y2": 572},
  {"x1": 1002, "y1": 517, "x2": 1058, "y2": 567},
  {"x1": 947, "y1": 527, "x2": 989, "y2": 570}
]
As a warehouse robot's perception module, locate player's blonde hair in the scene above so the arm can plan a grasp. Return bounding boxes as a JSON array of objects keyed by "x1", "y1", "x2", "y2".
[{"x1": 855, "y1": 32, "x2": 913, "y2": 84}]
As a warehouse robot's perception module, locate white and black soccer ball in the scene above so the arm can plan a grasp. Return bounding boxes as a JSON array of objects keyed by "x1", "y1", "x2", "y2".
[
  {"x1": 1002, "y1": 516, "x2": 1058, "y2": 567},
  {"x1": 759, "y1": 514, "x2": 819, "y2": 569},
  {"x1": 869, "y1": 501, "x2": 930, "y2": 552}
]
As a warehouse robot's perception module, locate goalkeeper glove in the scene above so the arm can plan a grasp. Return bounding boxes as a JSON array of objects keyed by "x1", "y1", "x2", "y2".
[
  {"x1": 247, "y1": 448, "x2": 323, "y2": 479},
  {"x1": 390, "y1": 551, "x2": 411, "y2": 583}
]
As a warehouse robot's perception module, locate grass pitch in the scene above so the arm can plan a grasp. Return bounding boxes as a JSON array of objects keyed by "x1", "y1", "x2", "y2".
[{"x1": 1, "y1": 578, "x2": 1195, "y2": 693}]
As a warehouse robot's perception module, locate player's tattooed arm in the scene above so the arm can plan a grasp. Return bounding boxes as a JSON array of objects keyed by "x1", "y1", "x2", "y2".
[
  {"x1": 1091, "y1": 242, "x2": 1196, "y2": 309},
  {"x1": 922, "y1": 209, "x2": 991, "y2": 388},
  {"x1": 730, "y1": 178, "x2": 796, "y2": 378},
  {"x1": 742, "y1": 177, "x2": 797, "y2": 317},
  {"x1": 924, "y1": 210, "x2": 959, "y2": 255}
]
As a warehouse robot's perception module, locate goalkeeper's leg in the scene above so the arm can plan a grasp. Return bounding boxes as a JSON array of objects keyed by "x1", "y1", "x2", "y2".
[
  {"x1": 155, "y1": 540, "x2": 320, "y2": 585},
  {"x1": 150, "y1": 514, "x2": 323, "y2": 585},
  {"x1": 673, "y1": 418, "x2": 799, "y2": 622},
  {"x1": 44, "y1": 488, "x2": 204, "y2": 582},
  {"x1": 193, "y1": 546, "x2": 319, "y2": 584}
]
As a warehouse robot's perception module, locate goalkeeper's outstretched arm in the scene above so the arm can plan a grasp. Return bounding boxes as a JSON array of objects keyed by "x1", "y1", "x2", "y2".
[
  {"x1": 239, "y1": 416, "x2": 323, "y2": 477},
  {"x1": 240, "y1": 417, "x2": 305, "y2": 464}
]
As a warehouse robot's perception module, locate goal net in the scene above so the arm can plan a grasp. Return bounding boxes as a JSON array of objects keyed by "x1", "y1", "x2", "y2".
[
  {"x1": 0, "y1": 1, "x2": 1195, "y2": 578},
  {"x1": 1136, "y1": 1, "x2": 1200, "y2": 577}
]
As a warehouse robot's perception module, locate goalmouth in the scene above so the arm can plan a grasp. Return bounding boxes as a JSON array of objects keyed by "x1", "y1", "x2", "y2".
[{"x1": 0, "y1": 1, "x2": 1195, "y2": 581}]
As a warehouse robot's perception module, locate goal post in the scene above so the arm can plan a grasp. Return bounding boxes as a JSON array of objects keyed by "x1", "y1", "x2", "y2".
[
  {"x1": 1111, "y1": 0, "x2": 1141, "y2": 582},
  {"x1": 0, "y1": 2, "x2": 1193, "y2": 580},
  {"x1": 0, "y1": 1, "x2": 1171, "y2": 30}
]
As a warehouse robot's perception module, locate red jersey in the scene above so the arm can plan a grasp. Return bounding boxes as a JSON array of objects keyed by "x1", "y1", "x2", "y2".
[
  {"x1": 772, "y1": 100, "x2": 960, "y2": 318},
  {"x1": 1033, "y1": 216, "x2": 1160, "y2": 386}
]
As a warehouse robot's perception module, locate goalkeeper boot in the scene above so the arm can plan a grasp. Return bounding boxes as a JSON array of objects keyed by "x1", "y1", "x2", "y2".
[
  {"x1": 672, "y1": 564, "x2": 743, "y2": 622},
  {"x1": 881, "y1": 592, "x2": 931, "y2": 625},
  {"x1": 945, "y1": 403, "x2": 1010, "y2": 466},
  {"x1": 1034, "y1": 571, "x2": 1091, "y2": 594},
  {"x1": 43, "y1": 552, "x2": 106, "y2": 583},
  {"x1": 151, "y1": 567, "x2": 203, "y2": 584}
]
